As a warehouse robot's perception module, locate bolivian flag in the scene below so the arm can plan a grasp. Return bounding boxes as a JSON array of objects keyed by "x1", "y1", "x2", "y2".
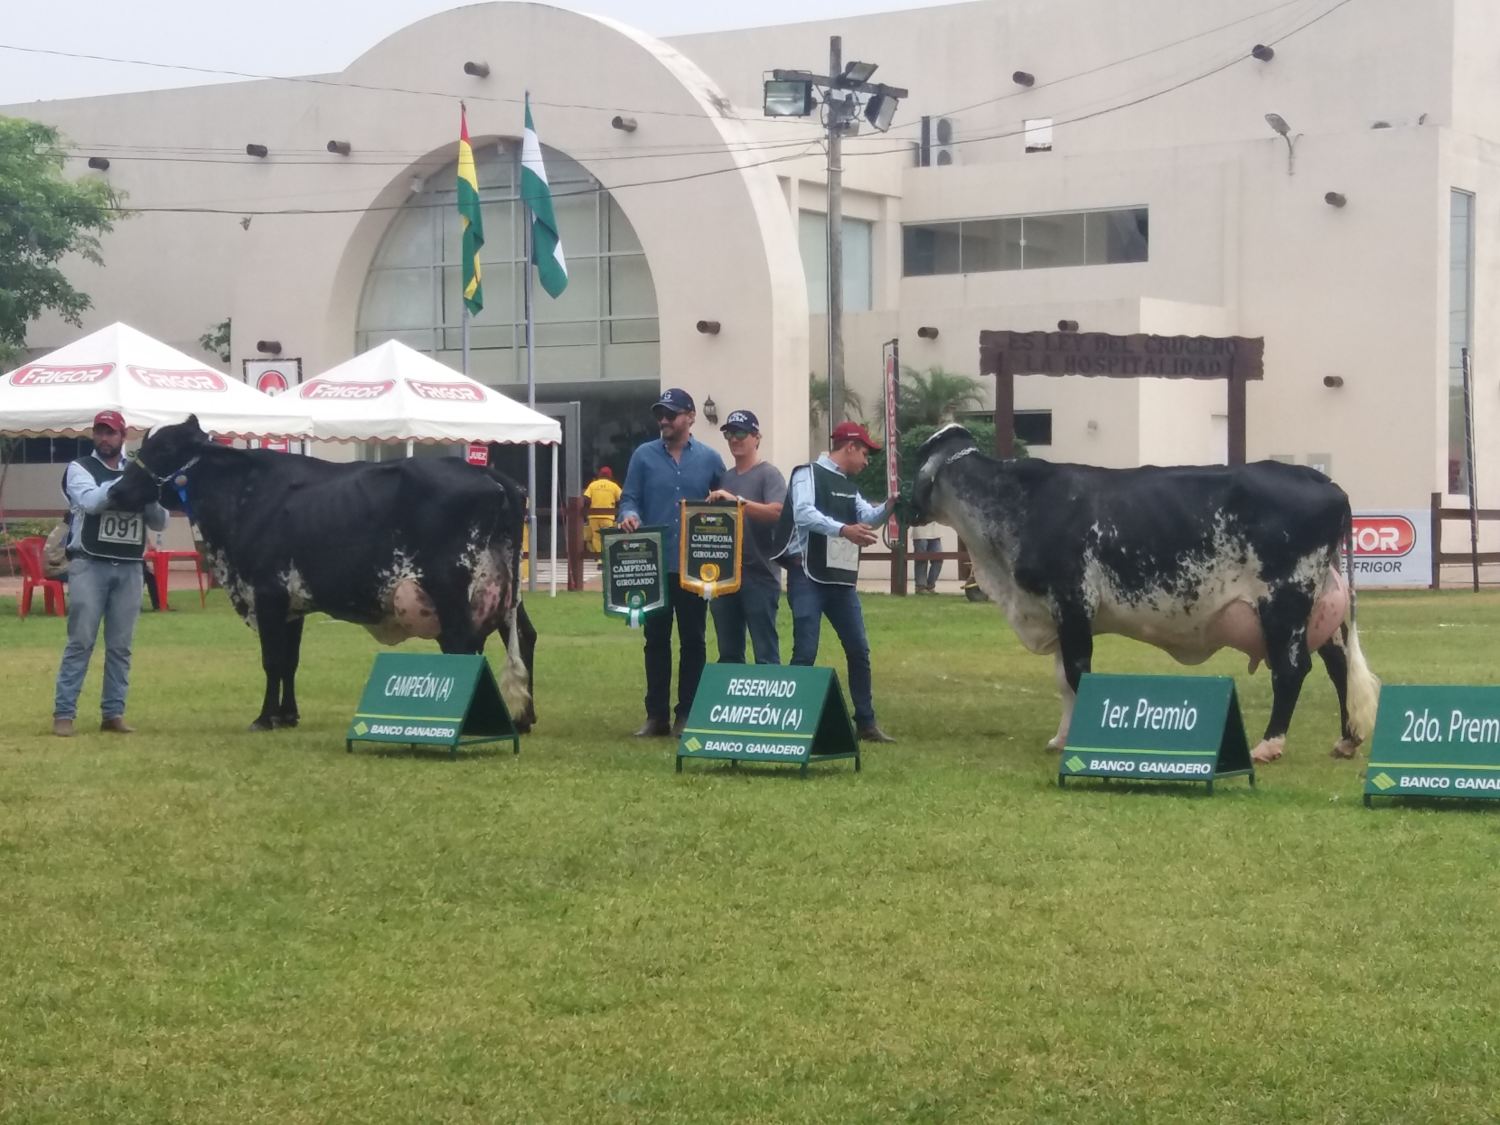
[{"x1": 457, "y1": 105, "x2": 484, "y2": 315}]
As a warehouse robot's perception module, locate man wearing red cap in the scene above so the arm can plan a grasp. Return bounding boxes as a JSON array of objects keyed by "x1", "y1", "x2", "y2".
[
  {"x1": 770, "y1": 421, "x2": 897, "y2": 743},
  {"x1": 51, "y1": 410, "x2": 168, "y2": 737}
]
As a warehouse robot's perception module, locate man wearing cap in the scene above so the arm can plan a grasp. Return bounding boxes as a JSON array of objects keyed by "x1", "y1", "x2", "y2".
[
  {"x1": 770, "y1": 421, "x2": 897, "y2": 743},
  {"x1": 580, "y1": 465, "x2": 622, "y2": 554},
  {"x1": 617, "y1": 388, "x2": 726, "y2": 737},
  {"x1": 51, "y1": 410, "x2": 169, "y2": 737},
  {"x1": 705, "y1": 409, "x2": 787, "y2": 665}
]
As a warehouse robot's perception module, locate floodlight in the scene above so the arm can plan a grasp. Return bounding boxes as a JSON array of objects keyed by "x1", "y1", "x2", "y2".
[
  {"x1": 865, "y1": 93, "x2": 899, "y2": 132},
  {"x1": 1265, "y1": 112, "x2": 1291, "y2": 137},
  {"x1": 764, "y1": 78, "x2": 814, "y2": 117}
]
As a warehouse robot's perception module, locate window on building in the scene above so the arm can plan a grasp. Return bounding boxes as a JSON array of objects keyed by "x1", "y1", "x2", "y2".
[
  {"x1": 901, "y1": 207, "x2": 1148, "y2": 276},
  {"x1": 1023, "y1": 118, "x2": 1053, "y2": 153},
  {"x1": 1449, "y1": 189, "x2": 1475, "y2": 495},
  {"x1": 3, "y1": 436, "x2": 93, "y2": 466},
  {"x1": 357, "y1": 144, "x2": 659, "y2": 389},
  {"x1": 799, "y1": 211, "x2": 873, "y2": 314}
]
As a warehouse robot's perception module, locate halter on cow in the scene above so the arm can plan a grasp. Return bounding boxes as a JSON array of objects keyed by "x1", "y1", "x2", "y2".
[
  {"x1": 111, "y1": 415, "x2": 536, "y2": 733},
  {"x1": 912, "y1": 424, "x2": 1379, "y2": 763}
]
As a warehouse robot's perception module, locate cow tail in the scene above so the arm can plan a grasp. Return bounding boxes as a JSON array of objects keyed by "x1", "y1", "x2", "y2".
[{"x1": 1338, "y1": 514, "x2": 1381, "y2": 743}]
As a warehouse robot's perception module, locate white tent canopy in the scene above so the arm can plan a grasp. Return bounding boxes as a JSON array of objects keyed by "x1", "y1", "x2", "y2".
[
  {"x1": 300, "y1": 340, "x2": 561, "y2": 445},
  {"x1": 0, "y1": 322, "x2": 312, "y2": 438}
]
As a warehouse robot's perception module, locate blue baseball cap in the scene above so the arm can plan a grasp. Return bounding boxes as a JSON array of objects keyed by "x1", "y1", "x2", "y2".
[
  {"x1": 651, "y1": 387, "x2": 695, "y2": 416},
  {"x1": 720, "y1": 409, "x2": 759, "y2": 434}
]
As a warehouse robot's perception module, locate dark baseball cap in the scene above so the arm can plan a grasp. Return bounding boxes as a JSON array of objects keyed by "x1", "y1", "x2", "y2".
[
  {"x1": 651, "y1": 387, "x2": 695, "y2": 417},
  {"x1": 830, "y1": 420, "x2": 881, "y2": 451},
  {"x1": 720, "y1": 409, "x2": 759, "y2": 434},
  {"x1": 92, "y1": 410, "x2": 127, "y2": 434}
]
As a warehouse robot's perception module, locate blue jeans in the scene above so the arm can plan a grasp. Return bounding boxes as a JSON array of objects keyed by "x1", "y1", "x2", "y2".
[
  {"x1": 786, "y1": 564, "x2": 875, "y2": 727},
  {"x1": 53, "y1": 555, "x2": 144, "y2": 721},
  {"x1": 913, "y1": 538, "x2": 942, "y2": 588},
  {"x1": 710, "y1": 574, "x2": 781, "y2": 665},
  {"x1": 642, "y1": 579, "x2": 709, "y2": 722}
]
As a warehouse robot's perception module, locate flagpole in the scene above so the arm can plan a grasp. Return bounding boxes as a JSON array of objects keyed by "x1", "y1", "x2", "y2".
[{"x1": 521, "y1": 116, "x2": 538, "y2": 595}]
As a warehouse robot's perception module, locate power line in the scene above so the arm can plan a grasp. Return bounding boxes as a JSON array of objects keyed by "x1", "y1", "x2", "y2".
[
  {"x1": 9, "y1": 0, "x2": 1333, "y2": 162},
  {"x1": 83, "y1": 0, "x2": 1356, "y2": 219}
]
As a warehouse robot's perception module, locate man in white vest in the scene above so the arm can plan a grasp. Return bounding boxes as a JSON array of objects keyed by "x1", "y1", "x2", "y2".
[
  {"x1": 52, "y1": 410, "x2": 168, "y2": 737},
  {"x1": 771, "y1": 421, "x2": 897, "y2": 743}
]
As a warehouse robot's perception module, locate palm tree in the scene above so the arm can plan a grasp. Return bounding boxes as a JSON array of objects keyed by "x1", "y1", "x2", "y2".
[
  {"x1": 897, "y1": 366, "x2": 986, "y2": 428},
  {"x1": 808, "y1": 375, "x2": 867, "y2": 434}
]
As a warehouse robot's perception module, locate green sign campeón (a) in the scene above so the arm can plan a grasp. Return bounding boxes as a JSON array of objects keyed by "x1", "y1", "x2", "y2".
[
  {"x1": 601, "y1": 526, "x2": 668, "y2": 628},
  {"x1": 1364, "y1": 685, "x2": 1500, "y2": 806},
  {"x1": 346, "y1": 652, "x2": 520, "y2": 755},
  {"x1": 677, "y1": 664, "x2": 861, "y2": 776},
  {"x1": 1058, "y1": 673, "x2": 1254, "y2": 794}
]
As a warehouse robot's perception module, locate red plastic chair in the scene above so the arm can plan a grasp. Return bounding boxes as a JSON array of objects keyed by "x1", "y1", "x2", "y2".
[{"x1": 15, "y1": 536, "x2": 67, "y2": 619}]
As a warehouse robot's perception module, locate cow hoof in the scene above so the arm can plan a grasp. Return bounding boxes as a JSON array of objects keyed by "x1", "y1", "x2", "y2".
[
  {"x1": 248, "y1": 718, "x2": 275, "y2": 732},
  {"x1": 1330, "y1": 738, "x2": 1359, "y2": 760},
  {"x1": 1045, "y1": 737, "x2": 1065, "y2": 753},
  {"x1": 276, "y1": 715, "x2": 300, "y2": 729},
  {"x1": 1250, "y1": 738, "x2": 1285, "y2": 764}
]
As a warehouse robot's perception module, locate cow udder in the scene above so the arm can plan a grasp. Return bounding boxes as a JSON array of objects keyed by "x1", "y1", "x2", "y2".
[{"x1": 364, "y1": 578, "x2": 442, "y2": 644}]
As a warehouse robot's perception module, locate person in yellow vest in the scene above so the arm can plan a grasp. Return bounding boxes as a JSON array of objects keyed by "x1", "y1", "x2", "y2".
[{"x1": 581, "y1": 466, "x2": 621, "y2": 553}]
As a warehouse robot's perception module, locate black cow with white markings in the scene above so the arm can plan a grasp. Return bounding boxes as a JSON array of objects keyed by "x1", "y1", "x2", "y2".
[
  {"x1": 912, "y1": 424, "x2": 1378, "y2": 763},
  {"x1": 110, "y1": 415, "x2": 536, "y2": 733}
]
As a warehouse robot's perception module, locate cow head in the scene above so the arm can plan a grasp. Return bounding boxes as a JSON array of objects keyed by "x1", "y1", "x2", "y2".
[
  {"x1": 111, "y1": 414, "x2": 212, "y2": 512},
  {"x1": 912, "y1": 423, "x2": 978, "y2": 524}
]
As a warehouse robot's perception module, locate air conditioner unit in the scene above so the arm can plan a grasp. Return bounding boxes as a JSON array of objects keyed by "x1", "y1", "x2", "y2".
[
  {"x1": 918, "y1": 116, "x2": 956, "y2": 167},
  {"x1": 934, "y1": 116, "x2": 955, "y2": 165}
]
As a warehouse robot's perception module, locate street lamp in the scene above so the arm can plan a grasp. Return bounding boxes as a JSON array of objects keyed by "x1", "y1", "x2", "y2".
[
  {"x1": 764, "y1": 40, "x2": 907, "y2": 439},
  {"x1": 1265, "y1": 112, "x2": 1300, "y2": 175}
]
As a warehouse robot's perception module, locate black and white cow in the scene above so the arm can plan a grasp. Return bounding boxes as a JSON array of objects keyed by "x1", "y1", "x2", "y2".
[
  {"x1": 912, "y1": 424, "x2": 1378, "y2": 763},
  {"x1": 110, "y1": 416, "x2": 536, "y2": 733}
]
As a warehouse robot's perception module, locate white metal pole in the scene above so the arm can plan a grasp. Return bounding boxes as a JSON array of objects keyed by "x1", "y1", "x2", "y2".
[
  {"x1": 549, "y1": 442, "x2": 558, "y2": 597},
  {"x1": 521, "y1": 130, "x2": 538, "y2": 594}
]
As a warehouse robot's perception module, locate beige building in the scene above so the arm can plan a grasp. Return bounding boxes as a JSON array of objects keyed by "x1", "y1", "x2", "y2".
[{"x1": 3, "y1": 0, "x2": 1496, "y2": 519}]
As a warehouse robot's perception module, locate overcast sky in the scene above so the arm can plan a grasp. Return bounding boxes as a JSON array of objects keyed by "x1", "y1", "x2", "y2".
[{"x1": 0, "y1": 0, "x2": 961, "y2": 105}]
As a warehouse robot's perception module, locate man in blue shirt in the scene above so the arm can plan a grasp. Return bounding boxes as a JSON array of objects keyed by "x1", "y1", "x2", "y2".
[{"x1": 617, "y1": 388, "x2": 725, "y2": 737}]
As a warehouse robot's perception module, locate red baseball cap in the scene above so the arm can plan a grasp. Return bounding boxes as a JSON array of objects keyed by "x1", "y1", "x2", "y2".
[
  {"x1": 92, "y1": 410, "x2": 127, "y2": 433},
  {"x1": 830, "y1": 420, "x2": 881, "y2": 452}
]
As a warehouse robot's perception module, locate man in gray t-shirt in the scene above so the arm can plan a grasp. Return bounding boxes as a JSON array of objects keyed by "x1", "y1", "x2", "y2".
[{"x1": 706, "y1": 410, "x2": 788, "y2": 664}]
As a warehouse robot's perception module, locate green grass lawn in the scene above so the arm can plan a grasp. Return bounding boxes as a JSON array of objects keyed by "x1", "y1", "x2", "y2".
[{"x1": 3, "y1": 588, "x2": 1500, "y2": 1123}]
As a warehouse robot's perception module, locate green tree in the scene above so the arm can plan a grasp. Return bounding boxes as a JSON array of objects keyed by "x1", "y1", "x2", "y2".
[
  {"x1": 199, "y1": 318, "x2": 231, "y2": 365},
  {"x1": 0, "y1": 116, "x2": 120, "y2": 362},
  {"x1": 897, "y1": 365, "x2": 986, "y2": 428},
  {"x1": 808, "y1": 374, "x2": 866, "y2": 435}
]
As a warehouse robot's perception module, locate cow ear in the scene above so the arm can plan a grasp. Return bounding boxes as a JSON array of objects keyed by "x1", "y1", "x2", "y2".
[{"x1": 186, "y1": 414, "x2": 203, "y2": 435}]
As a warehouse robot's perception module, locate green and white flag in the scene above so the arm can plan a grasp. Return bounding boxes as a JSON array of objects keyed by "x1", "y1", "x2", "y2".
[{"x1": 521, "y1": 93, "x2": 568, "y2": 299}]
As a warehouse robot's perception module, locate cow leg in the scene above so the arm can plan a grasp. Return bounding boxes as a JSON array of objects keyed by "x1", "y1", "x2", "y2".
[
  {"x1": 276, "y1": 615, "x2": 305, "y2": 728},
  {"x1": 1046, "y1": 604, "x2": 1094, "y2": 752},
  {"x1": 250, "y1": 593, "x2": 294, "y2": 731},
  {"x1": 1318, "y1": 629, "x2": 1358, "y2": 759},
  {"x1": 432, "y1": 587, "x2": 485, "y2": 655},
  {"x1": 1252, "y1": 590, "x2": 1316, "y2": 763},
  {"x1": 495, "y1": 602, "x2": 537, "y2": 732}
]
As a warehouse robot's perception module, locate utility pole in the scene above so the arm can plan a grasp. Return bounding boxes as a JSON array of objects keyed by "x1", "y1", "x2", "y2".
[
  {"x1": 826, "y1": 35, "x2": 845, "y2": 432},
  {"x1": 764, "y1": 43, "x2": 906, "y2": 441}
]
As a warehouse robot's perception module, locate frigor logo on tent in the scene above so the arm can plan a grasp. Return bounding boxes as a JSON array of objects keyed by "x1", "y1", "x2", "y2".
[
  {"x1": 409, "y1": 380, "x2": 486, "y2": 402},
  {"x1": 128, "y1": 366, "x2": 228, "y2": 392},
  {"x1": 10, "y1": 364, "x2": 114, "y2": 387},
  {"x1": 300, "y1": 379, "x2": 396, "y2": 400}
]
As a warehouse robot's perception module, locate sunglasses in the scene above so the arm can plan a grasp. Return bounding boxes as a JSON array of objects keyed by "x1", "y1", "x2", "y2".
[
  {"x1": 653, "y1": 410, "x2": 681, "y2": 421},
  {"x1": 724, "y1": 429, "x2": 754, "y2": 440}
]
